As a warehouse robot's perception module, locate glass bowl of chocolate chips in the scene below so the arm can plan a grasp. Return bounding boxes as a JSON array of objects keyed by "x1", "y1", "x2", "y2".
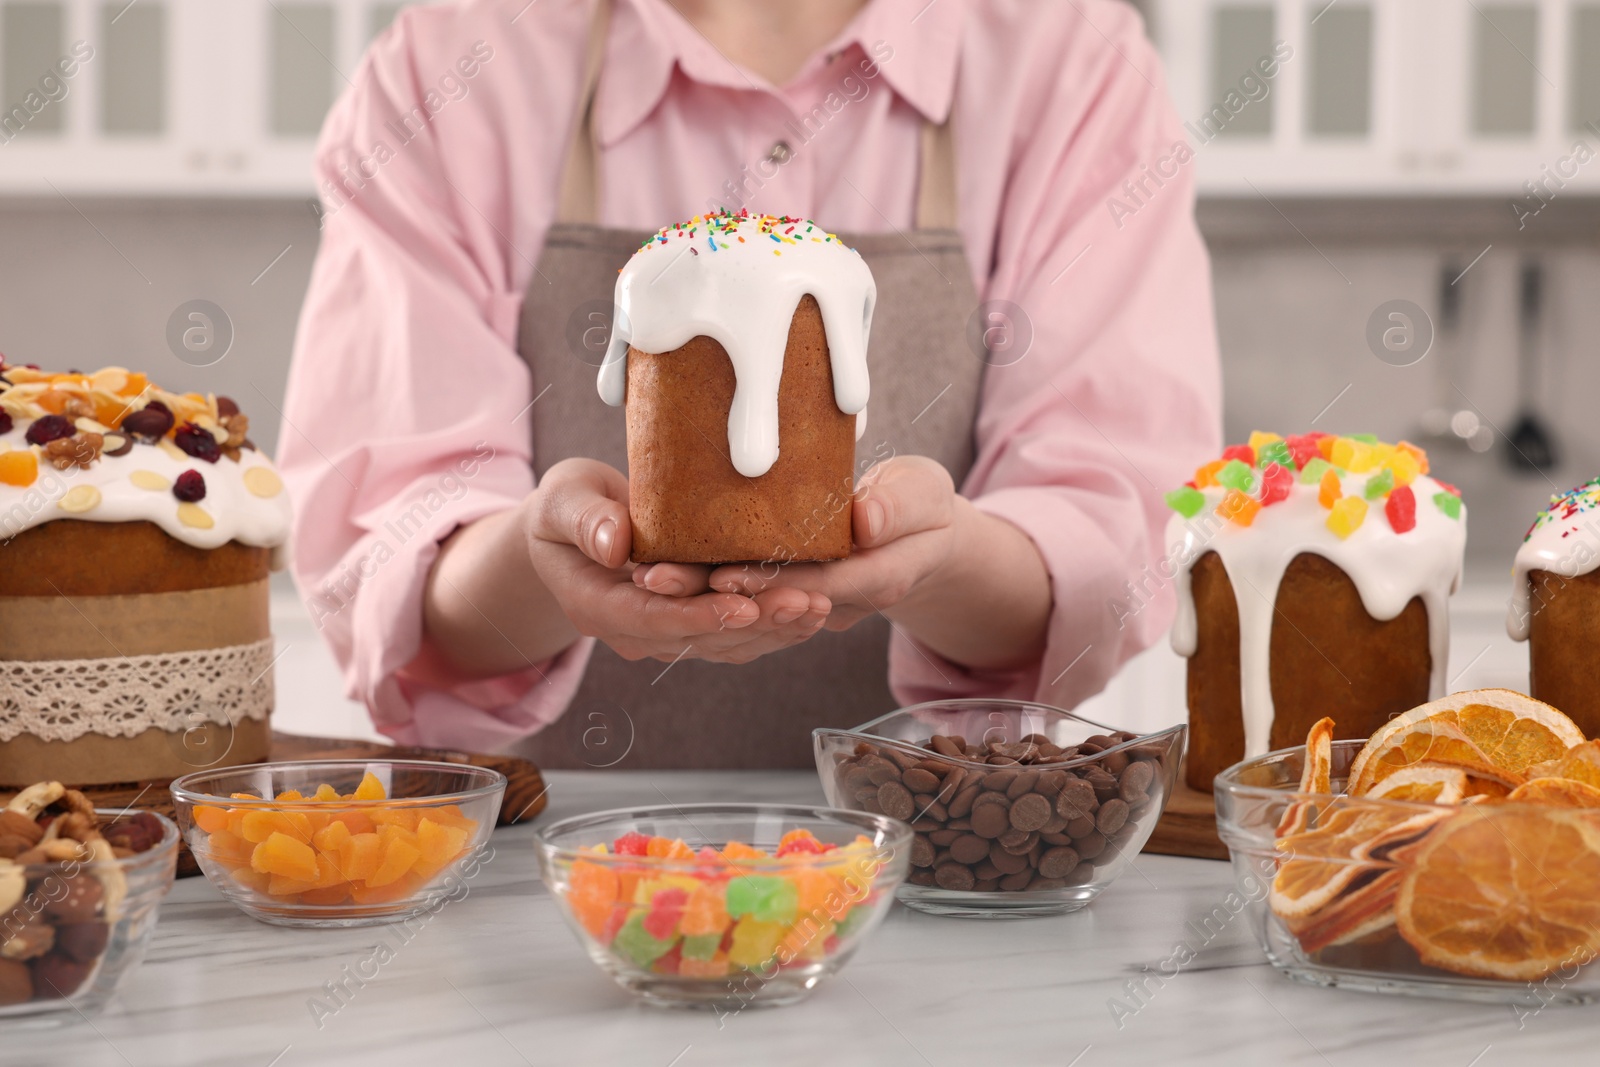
[
  {"x1": 815, "y1": 700, "x2": 1184, "y2": 917},
  {"x1": 0, "y1": 782, "x2": 179, "y2": 1022}
]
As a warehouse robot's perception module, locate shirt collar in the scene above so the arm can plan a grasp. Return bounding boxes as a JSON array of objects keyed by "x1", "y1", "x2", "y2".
[{"x1": 595, "y1": 0, "x2": 967, "y2": 147}]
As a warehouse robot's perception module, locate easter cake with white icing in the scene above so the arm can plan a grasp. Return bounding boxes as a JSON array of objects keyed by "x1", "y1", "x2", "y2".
[
  {"x1": 0, "y1": 363, "x2": 291, "y2": 785},
  {"x1": 1508, "y1": 477, "x2": 1600, "y2": 736},
  {"x1": 1164, "y1": 432, "x2": 1466, "y2": 792},
  {"x1": 599, "y1": 211, "x2": 875, "y2": 563}
]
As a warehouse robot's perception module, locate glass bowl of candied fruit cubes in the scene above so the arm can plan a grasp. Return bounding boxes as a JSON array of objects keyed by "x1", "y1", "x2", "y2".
[
  {"x1": 535, "y1": 804, "x2": 911, "y2": 1009},
  {"x1": 171, "y1": 760, "x2": 504, "y2": 928}
]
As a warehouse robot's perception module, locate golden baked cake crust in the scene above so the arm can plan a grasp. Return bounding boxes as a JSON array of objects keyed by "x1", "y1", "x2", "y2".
[
  {"x1": 1528, "y1": 567, "x2": 1600, "y2": 738},
  {"x1": 0, "y1": 519, "x2": 270, "y2": 596}
]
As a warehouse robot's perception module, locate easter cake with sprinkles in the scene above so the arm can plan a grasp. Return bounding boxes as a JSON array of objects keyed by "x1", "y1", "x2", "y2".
[
  {"x1": 1164, "y1": 432, "x2": 1467, "y2": 791},
  {"x1": 1508, "y1": 477, "x2": 1600, "y2": 736},
  {"x1": 598, "y1": 210, "x2": 875, "y2": 564},
  {"x1": 0, "y1": 362, "x2": 291, "y2": 785}
]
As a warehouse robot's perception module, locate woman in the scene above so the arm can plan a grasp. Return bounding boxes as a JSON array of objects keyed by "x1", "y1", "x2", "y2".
[{"x1": 279, "y1": 0, "x2": 1220, "y2": 767}]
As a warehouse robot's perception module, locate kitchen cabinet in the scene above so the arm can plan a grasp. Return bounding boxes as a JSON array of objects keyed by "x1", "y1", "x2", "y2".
[
  {"x1": 1150, "y1": 0, "x2": 1600, "y2": 198},
  {"x1": 0, "y1": 0, "x2": 414, "y2": 195}
]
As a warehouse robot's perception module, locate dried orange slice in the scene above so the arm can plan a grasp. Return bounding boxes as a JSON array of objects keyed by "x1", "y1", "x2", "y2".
[
  {"x1": 1271, "y1": 804, "x2": 1444, "y2": 920},
  {"x1": 1277, "y1": 717, "x2": 1335, "y2": 837},
  {"x1": 1509, "y1": 777, "x2": 1600, "y2": 808},
  {"x1": 1348, "y1": 689, "x2": 1582, "y2": 796},
  {"x1": 1365, "y1": 764, "x2": 1468, "y2": 805},
  {"x1": 1396, "y1": 805, "x2": 1600, "y2": 980},
  {"x1": 1527, "y1": 739, "x2": 1600, "y2": 790}
]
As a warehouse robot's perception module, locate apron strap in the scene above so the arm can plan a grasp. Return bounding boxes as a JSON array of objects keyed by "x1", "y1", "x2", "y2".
[
  {"x1": 553, "y1": 0, "x2": 959, "y2": 230},
  {"x1": 555, "y1": 0, "x2": 611, "y2": 225}
]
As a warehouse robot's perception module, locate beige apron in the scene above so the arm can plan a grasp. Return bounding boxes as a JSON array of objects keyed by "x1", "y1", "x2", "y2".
[{"x1": 513, "y1": 0, "x2": 983, "y2": 769}]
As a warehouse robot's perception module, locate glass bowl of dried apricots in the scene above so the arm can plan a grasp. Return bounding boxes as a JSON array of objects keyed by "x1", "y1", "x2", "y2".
[
  {"x1": 171, "y1": 760, "x2": 504, "y2": 928},
  {"x1": 1217, "y1": 688, "x2": 1600, "y2": 1005}
]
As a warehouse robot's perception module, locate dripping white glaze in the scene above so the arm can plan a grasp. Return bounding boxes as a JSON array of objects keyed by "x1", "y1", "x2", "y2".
[
  {"x1": 1507, "y1": 479, "x2": 1600, "y2": 641},
  {"x1": 1168, "y1": 471, "x2": 1466, "y2": 760},
  {"x1": 598, "y1": 213, "x2": 876, "y2": 478},
  {"x1": 0, "y1": 419, "x2": 291, "y2": 562}
]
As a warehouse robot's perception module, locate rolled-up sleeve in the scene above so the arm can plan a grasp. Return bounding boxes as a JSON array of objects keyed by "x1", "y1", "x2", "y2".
[
  {"x1": 278, "y1": 7, "x2": 594, "y2": 748},
  {"x1": 889, "y1": 6, "x2": 1222, "y2": 710}
]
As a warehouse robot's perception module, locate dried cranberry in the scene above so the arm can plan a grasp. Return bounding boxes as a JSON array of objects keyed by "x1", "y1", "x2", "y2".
[
  {"x1": 172, "y1": 469, "x2": 206, "y2": 502},
  {"x1": 216, "y1": 396, "x2": 240, "y2": 417},
  {"x1": 173, "y1": 423, "x2": 220, "y2": 463},
  {"x1": 119, "y1": 403, "x2": 174, "y2": 441},
  {"x1": 24, "y1": 414, "x2": 74, "y2": 445},
  {"x1": 0, "y1": 411, "x2": 11, "y2": 435}
]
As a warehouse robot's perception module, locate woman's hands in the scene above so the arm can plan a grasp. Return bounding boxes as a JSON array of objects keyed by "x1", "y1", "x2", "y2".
[
  {"x1": 422, "y1": 459, "x2": 831, "y2": 678},
  {"x1": 635, "y1": 455, "x2": 1052, "y2": 671}
]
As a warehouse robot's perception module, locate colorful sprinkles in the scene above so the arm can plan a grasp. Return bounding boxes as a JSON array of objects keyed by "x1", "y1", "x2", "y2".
[
  {"x1": 1167, "y1": 432, "x2": 1458, "y2": 538},
  {"x1": 1522, "y1": 477, "x2": 1600, "y2": 542},
  {"x1": 633, "y1": 209, "x2": 846, "y2": 255}
]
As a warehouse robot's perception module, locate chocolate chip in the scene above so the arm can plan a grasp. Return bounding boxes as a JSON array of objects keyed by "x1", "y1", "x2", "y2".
[
  {"x1": 928, "y1": 828, "x2": 961, "y2": 846},
  {"x1": 1120, "y1": 761, "x2": 1156, "y2": 799},
  {"x1": 973, "y1": 878, "x2": 1001, "y2": 892},
  {"x1": 1009, "y1": 793, "x2": 1051, "y2": 832},
  {"x1": 902, "y1": 768, "x2": 940, "y2": 794},
  {"x1": 1074, "y1": 831, "x2": 1107, "y2": 860},
  {"x1": 982, "y1": 769, "x2": 1019, "y2": 793},
  {"x1": 999, "y1": 830, "x2": 1038, "y2": 856},
  {"x1": 947, "y1": 785, "x2": 980, "y2": 819},
  {"x1": 970, "y1": 802, "x2": 1011, "y2": 839},
  {"x1": 1005, "y1": 771, "x2": 1040, "y2": 800},
  {"x1": 1038, "y1": 846, "x2": 1080, "y2": 880},
  {"x1": 973, "y1": 859, "x2": 1002, "y2": 881},
  {"x1": 1065, "y1": 815, "x2": 1096, "y2": 839},
  {"x1": 910, "y1": 836, "x2": 935, "y2": 867},
  {"x1": 885, "y1": 747, "x2": 921, "y2": 771},
  {"x1": 1056, "y1": 779, "x2": 1098, "y2": 820},
  {"x1": 862, "y1": 756, "x2": 901, "y2": 785},
  {"x1": 999, "y1": 870, "x2": 1034, "y2": 892},
  {"x1": 929, "y1": 735, "x2": 964, "y2": 758},
  {"x1": 934, "y1": 862, "x2": 975, "y2": 891},
  {"x1": 916, "y1": 798, "x2": 948, "y2": 822},
  {"x1": 949, "y1": 834, "x2": 990, "y2": 865},
  {"x1": 878, "y1": 780, "x2": 915, "y2": 822},
  {"x1": 908, "y1": 869, "x2": 937, "y2": 887},
  {"x1": 1096, "y1": 798, "x2": 1130, "y2": 835},
  {"x1": 988, "y1": 844, "x2": 1029, "y2": 875}
]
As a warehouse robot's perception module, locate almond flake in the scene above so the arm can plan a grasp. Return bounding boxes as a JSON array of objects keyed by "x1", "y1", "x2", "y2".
[
  {"x1": 57, "y1": 485, "x2": 101, "y2": 513},
  {"x1": 130, "y1": 470, "x2": 170, "y2": 491},
  {"x1": 242, "y1": 467, "x2": 284, "y2": 498},
  {"x1": 176, "y1": 502, "x2": 214, "y2": 529}
]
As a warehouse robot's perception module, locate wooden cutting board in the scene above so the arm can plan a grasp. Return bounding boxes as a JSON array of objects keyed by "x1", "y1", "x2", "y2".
[
  {"x1": 78, "y1": 732, "x2": 549, "y2": 878},
  {"x1": 1142, "y1": 769, "x2": 1228, "y2": 861}
]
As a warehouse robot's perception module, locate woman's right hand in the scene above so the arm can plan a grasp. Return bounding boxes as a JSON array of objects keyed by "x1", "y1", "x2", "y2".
[{"x1": 522, "y1": 459, "x2": 831, "y2": 664}]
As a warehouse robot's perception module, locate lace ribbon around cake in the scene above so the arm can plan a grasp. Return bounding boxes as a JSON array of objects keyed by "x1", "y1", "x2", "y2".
[{"x1": 0, "y1": 637, "x2": 275, "y2": 743}]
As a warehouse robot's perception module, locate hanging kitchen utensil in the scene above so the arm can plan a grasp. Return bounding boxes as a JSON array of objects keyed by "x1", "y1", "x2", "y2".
[{"x1": 1505, "y1": 259, "x2": 1558, "y2": 473}]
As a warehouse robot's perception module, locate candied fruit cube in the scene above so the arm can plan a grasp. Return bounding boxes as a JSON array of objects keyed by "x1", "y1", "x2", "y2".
[
  {"x1": 679, "y1": 885, "x2": 730, "y2": 936},
  {"x1": 680, "y1": 932, "x2": 722, "y2": 961},
  {"x1": 1298, "y1": 456, "x2": 1331, "y2": 485},
  {"x1": 1363, "y1": 469, "x2": 1395, "y2": 500},
  {"x1": 679, "y1": 954, "x2": 731, "y2": 978},
  {"x1": 1318, "y1": 469, "x2": 1342, "y2": 509},
  {"x1": 1397, "y1": 440, "x2": 1429, "y2": 474},
  {"x1": 721, "y1": 841, "x2": 765, "y2": 862},
  {"x1": 1385, "y1": 448, "x2": 1421, "y2": 487},
  {"x1": 1326, "y1": 496, "x2": 1368, "y2": 539},
  {"x1": 1221, "y1": 444, "x2": 1255, "y2": 466},
  {"x1": 1247, "y1": 431, "x2": 1282, "y2": 450},
  {"x1": 1316, "y1": 435, "x2": 1338, "y2": 460},
  {"x1": 251, "y1": 831, "x2": 319, "y2": 882},
  {"x1": 777, "y1": 829, "x2": 825, "y2": 857},
  {"x1": 727, "y1": 918, "x2": 787, "y2": 968},
  {"x1": 1216, "y1": 488, "x2": 1261, "y2": 527},
  {"x1": 1258, "y1": 463, "x2": 1293, "y2": 506},
  {"x1": 1255, "y1": 440, "x2": 1294, "y2": 471},
  {"x1": 1193, "y1": 459, "x2": 1227, "y2": 488},
  {"x1": 0, "y1": 450, "x2": 38, "y2": 488},
  {"x1": 568, "y1": 894, "x2": 613, "y2": 938},
  {"x1": 1434, "y1": 491, "x2": 1462, "y2": 519},
  {"x1": 353, "y1": 771, "x2": 386, "y2": 801},
  {"x1": 614, "y1": 912, "x2": 677, "y2": 967},
  {"x1": 1216, "y1": 459, "x2": 1255, "y2": 493},
  {"x1": 1286, "y1": 434, "x2": 1324, "y2": 470},
  {"x1": 1164, "y1": 486, "x2": 1206, "y2": 518},
  {"x1": 1386, "y1": 485, "x2": 1417, "y2": 532},
  {"x1": 614, "y1": 831, "x2": 651, "y2": 857}
]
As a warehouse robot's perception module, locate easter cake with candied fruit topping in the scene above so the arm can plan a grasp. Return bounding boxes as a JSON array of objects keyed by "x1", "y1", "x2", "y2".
[
  {"x1": 0, "y1": 364, "x2": 291, "y2": 785},
  {"x1": 1164, "y1": 432, "x2": 1466, "y2": 791}
]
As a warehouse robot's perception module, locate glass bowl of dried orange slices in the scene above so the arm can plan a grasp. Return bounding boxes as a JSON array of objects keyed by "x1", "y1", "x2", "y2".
[{"x1": 1216, "y1": 688, "x2": 1600, "y2": 1005}]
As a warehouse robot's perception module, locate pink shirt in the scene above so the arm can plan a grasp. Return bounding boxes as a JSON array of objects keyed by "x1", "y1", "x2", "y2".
[{"x1": 279, "y1": 0, "x2": 1222, "y2": 750}]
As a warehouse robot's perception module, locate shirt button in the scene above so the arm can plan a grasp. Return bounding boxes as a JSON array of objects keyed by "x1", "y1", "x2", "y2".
[{"x1": 766, "y1": 141, "x2": 792, "y2": 164}]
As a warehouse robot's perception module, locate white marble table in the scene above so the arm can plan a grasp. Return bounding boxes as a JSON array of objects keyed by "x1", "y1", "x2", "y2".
[{"x1": 8, "y1": 770, "x2": 1593, "y2": 1067}]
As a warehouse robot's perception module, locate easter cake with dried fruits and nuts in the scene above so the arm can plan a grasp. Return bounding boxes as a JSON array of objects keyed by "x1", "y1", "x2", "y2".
[
  {"x1": 1164, "y1": 432, "x2": 1467, "y2": 792},
  {"x1": 0, "y1": 364, "x2": 291, "y2": 786}
]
